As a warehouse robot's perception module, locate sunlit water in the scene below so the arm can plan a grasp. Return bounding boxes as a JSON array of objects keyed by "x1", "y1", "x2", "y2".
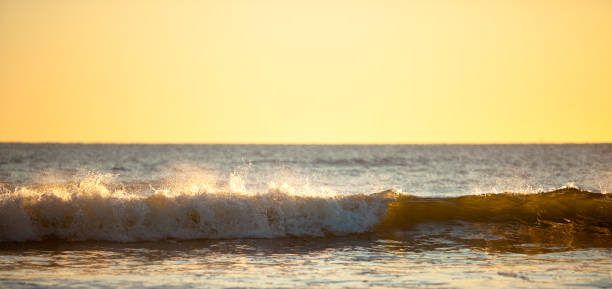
[
  {"x1": 1, "y1": 144, "x2": 611, "y2": 288},
  {"x1": 1, "y1": 238, "x2": 611, "y2": 289}
]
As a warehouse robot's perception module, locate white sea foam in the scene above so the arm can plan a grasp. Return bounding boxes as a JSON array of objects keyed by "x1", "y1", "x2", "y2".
[{"x1": 0, "y1": 173, "x2": 389, "y2": 242}]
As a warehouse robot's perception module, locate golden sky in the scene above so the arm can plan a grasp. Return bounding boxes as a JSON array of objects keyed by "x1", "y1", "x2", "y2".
[{"x1": 1, "y1": 0, "x2": 610, "y2": 143}]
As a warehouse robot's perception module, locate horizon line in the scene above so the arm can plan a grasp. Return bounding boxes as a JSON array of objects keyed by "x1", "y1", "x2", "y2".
[{"x1": 1, "y1": 141, "x2": 611, "y2": 145}]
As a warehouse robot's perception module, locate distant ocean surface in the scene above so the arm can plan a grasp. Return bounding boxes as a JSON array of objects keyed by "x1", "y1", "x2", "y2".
[{"x1": 1, "y1": 144, "x2": 611, "y2": 288}]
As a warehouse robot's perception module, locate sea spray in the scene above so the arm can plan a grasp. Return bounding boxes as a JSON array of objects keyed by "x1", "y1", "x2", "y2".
[{"x1": 0, "y1": 173, "x2": 389, "y2": 242}]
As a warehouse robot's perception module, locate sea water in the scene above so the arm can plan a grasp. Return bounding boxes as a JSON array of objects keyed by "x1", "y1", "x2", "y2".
[{"x1": 0, "y1": 144, "x2": 611, "y2": 288}]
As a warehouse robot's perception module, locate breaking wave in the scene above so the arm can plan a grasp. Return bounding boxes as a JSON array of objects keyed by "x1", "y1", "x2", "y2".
[
  {"x1": 0, "y1": 173, "x2": 610, "y2": 243},
  {"x1": 0, "y1": 173, "x2": 389, "y2": 242}
]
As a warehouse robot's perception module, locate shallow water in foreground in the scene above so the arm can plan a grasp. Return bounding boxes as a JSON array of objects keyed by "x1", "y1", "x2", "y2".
[{"x1": 1, "y1": 237, "x2": 611, "y2": 289}]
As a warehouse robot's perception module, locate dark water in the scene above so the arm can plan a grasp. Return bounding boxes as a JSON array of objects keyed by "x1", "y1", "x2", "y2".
[{"x1": 0, "y1": 144, "x2": 611, "y2": 288}]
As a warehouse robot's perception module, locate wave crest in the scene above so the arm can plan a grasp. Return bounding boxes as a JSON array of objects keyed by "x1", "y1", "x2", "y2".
[
  {"x1": 0, "y1": 174, "x2": 389, "y2": 242},
  {"x1": 1, "y1": 173, "x2": 611, "y2": 243}
]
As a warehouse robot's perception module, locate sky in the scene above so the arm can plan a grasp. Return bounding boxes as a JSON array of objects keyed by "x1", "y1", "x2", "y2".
[{"x1": 1, "y1": 0, "x2": 611, "y2": 143}]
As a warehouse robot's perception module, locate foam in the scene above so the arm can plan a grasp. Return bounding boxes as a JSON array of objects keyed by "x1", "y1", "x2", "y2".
[
  {"x1": 1, "y1": 173, "x2": 610, "y2": 243},
  {"x1": 0, "y1": 174, "x2": 389, "y2": 242}
]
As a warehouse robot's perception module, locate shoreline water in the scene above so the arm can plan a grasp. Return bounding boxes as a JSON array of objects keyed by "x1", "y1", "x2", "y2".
[{"x1": 2, "y1": 232, "x2": 611, "y2": 288}]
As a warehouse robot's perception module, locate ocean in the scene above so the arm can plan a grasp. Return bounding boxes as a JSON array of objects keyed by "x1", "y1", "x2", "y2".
[{"x1": 0, "y1": 143, "x2": 611, "y2": 288}]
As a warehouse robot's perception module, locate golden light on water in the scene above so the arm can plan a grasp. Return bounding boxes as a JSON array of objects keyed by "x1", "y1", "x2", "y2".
[{"x1": 1, "y1": 0, "x2": 611, "y2": 143}]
